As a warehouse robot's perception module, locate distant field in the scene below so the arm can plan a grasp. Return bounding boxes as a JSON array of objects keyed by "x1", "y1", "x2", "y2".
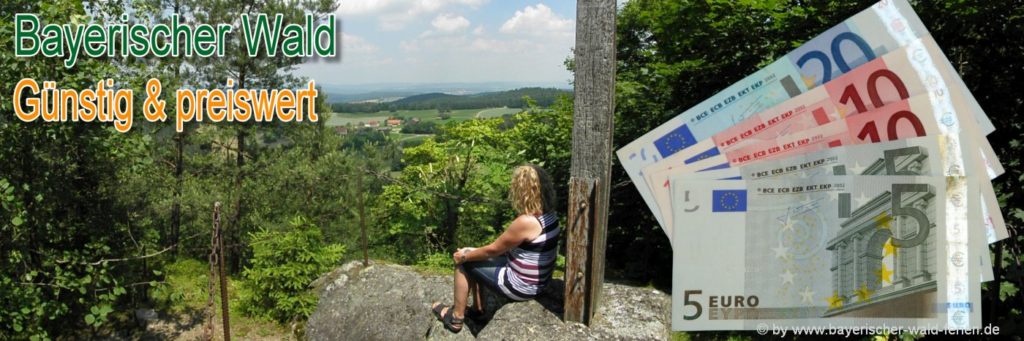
[
  {"x1": 475, "y1": 107, "x2": 521, "y2": 118},
  {"x1": 326, "y1": 107, "x2": 522, "y2": 126}
]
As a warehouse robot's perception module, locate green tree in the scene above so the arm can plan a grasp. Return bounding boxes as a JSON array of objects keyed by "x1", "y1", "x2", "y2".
[
  {"x1": 187, "y1": 0, "x2": 338, "y2": 273},
  {"x1": 374, "y1": 97, "x2": 573, "y2": 263},
  {"x1": 240, "y1": 216, "x2": 344, "y2": 323},
  {"x1": 0, "y1": 1, "x2": 159, "y2": 336}
]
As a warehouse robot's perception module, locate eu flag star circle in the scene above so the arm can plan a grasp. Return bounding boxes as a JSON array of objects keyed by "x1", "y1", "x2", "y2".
[{"x1": 720, "y1": 191, "x2": 740, "y2": 210}]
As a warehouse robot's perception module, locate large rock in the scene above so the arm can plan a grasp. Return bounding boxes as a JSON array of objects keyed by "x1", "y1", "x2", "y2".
[{"x1": 306, "y1": 261, "x2": 670, "y2": 340}]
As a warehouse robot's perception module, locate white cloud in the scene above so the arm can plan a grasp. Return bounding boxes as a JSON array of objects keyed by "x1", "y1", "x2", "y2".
[
  {"x1": 431, "y1": 13, "x2": 470, "y2": 33},
  {"x1": 500, "y1": 4, "x2": 573, "y2": 36},
  {"x1": 338, "y1": 0, "x2": 487, "y2": 31},
  {"x1": 399, "y1": 40, "x2": 420, "y2": 52},
  {"x1": 299, "y1": 1, "x2": 574, "y2": 86},
  {"x1": 396, "y1": 3, "x2": 575, "y2": 71},
  {"x1": 337, "y1": 1, "x2": 396, "y2": 15},
  {"x1": 342, "y1": 33, "x2": 379, "y2": 54}
]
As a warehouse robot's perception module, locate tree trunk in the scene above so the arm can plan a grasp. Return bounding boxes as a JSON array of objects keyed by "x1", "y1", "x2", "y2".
[
  {"x1": 172, "y1": 132, "x2": 183, "y2": 256},
  {"x1": 229, "y1": 71, "x2": 248, "y2": 274},
  {"x1": 171, "y1": 0, "x2": 184, "y2": 257},
  {"x1": 230, "y1": 127, "x2": 245, "y2": 273},
  {"x1": 444, "y1": 199, "x2": 458, "y2": 250}
]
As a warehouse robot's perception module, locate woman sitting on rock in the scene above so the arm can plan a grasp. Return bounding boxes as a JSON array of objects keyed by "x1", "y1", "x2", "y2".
[{"x1": 431, "y1": 164, "x2": 560, "y2": 333}]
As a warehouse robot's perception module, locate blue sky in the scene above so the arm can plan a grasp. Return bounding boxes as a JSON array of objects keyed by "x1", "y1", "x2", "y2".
[{"x1": 295, "y1": 1, "x2": 579, "y2": 87}]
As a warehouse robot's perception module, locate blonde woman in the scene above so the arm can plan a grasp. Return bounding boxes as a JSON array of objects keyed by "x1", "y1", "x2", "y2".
[{"x1": 431, "y1": 164, "x2": 560, "y2": 333}]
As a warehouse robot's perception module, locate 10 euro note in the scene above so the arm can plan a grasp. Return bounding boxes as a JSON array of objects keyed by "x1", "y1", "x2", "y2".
[{"x1": 670, "y1": 175, "x2": 981, "y2": 330}]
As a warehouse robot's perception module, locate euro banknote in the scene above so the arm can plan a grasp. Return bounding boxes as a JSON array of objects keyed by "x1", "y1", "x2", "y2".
[
  {"x1": 616, "y1": 0, "x2": 996, "y2": 235},
  {"x1": 654, "y1": 137, "x2": 1006, "y2": 244},
  {"x1": 663, "y1": 138, "x2": 995, "y2": 283},
  {"x1": 646, "y1": 93, "x2": 1006, "y2": 242},
  {"x1": 670, "y1": 175, "x2": 981, "y2": 330}
]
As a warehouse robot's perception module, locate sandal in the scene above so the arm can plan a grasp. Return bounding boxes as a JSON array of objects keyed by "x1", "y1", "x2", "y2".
[{"x1": 430, "y1": 303, "x2": 463, "y2": 333}]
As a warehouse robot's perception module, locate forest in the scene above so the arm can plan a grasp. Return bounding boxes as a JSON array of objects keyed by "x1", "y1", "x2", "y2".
[{"x1": 1, "y1": 0, "x2": 1022, "y2": 339}]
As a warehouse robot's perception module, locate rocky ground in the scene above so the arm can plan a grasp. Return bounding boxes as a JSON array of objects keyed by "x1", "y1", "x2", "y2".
[{"x1": 306, "y1": 261, "x2": 671, "y2": 340}]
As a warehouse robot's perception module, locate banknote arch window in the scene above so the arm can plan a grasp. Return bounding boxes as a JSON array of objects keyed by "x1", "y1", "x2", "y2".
[{"x1": 827, "y1": 186, "x2": 936, "y2": 316}]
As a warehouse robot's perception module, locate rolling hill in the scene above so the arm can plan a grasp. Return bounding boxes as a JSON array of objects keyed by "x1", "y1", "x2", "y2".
[{"x1": 331, "y1": 87, "x2": 571, "y2": 113}]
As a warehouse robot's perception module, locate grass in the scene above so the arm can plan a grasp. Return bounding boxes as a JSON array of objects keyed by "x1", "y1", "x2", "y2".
[
  {"x1": 150, "y1": 259, "x2": 293, "y2": 340},
  {"x1": 326, "y1": 107, "x2": 523, "y2": 126}
]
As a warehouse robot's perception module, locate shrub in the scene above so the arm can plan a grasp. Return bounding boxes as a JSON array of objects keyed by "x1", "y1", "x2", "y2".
[
  {"x1": 400, "y1": 121, "x2": 438, "y2": 134},
  {"x1": 149, "y1": 259, "x2": 210, "y2": 313},
  {"x1": 414, "y1": 252, "x2": 455, "y2": 275},
  {"x1": 239, "y1": 217, "x2": 344, "y2": 323}
]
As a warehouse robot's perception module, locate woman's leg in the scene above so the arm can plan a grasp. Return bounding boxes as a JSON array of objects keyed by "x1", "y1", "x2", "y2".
[
  {"x1": 447, "y1": 257, "x2": 502, "y2": 318},
  {"x1": 452, "y1": 265, "x2": 469, "y2": 318}
]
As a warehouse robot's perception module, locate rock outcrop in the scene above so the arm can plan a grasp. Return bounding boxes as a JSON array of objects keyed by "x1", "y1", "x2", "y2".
[{"x1": 306, "y1": 261, "x2": 670, "y2": 340}]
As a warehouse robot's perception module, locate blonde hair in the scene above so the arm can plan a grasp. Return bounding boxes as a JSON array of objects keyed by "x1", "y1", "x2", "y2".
[{"x1": 509, "y1": 164, "x2": 556, "y2": 216}]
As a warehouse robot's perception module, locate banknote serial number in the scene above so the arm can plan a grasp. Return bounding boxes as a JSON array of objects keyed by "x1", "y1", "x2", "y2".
[
  {"x1": 757, "y1": 183, "x2": 844, "y2": 194},
  {"x1": 692, "y1": 79, "x2": 765, "y2": 123},
  {"x1": 751, "y1": 156, "x2": 840, "y2": 178},
  {"x1": 681, "y1": 290, "x2": 760, "y2": 320}
]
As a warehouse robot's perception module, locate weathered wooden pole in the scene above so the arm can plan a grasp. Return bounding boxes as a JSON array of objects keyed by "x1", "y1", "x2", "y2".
[
  {"x1": 215, "y1": 202, "x2": 231, "y2": 341},
  {"x1": 564, "y1": 0, "x2": 616, "y2": 326},
  {"x1": 359, "y1": 168, "x2": 368, "y2": 266}
]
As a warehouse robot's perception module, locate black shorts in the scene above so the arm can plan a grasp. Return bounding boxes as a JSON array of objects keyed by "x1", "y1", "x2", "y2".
[{"x1": 459, "y1": 256, "x2": 507, "y2": 293}]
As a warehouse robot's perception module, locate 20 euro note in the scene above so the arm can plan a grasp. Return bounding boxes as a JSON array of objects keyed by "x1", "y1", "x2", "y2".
[
  {"x1": 616, "y1": 0, "x2": 996, "y2": 236},
  {"x1": 647, "y1": 93, "x2": 1007, "y2": 242},
  {"x1": 670, "y1": 175, "x2": 981, "y2": 330}
]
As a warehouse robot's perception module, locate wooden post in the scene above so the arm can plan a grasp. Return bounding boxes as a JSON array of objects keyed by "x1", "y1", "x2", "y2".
[
  {"x1": 359, "y1": 168, "x2": 368, "y2": 266},
  {"x1": 564, "y1": 0, "x2": 616, "y2": 326},
  {"x1": 214, "y1": 202, "x2": 231, "y2": 341}
]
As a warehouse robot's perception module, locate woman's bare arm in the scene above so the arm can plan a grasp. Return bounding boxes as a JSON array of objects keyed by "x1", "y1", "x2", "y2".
[{"x1": 458, "y1": 215, "x2": 540, "y2": 263}]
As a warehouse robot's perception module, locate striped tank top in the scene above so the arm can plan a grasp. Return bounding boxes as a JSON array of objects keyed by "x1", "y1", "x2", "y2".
[{"x1": 497, "y1": 212, "x2": 560, "y2": 301}]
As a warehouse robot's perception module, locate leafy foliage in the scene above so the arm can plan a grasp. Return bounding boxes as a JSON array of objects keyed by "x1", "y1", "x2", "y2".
[
  {"x1": 373, "y1": 98, "x2": 573, "y2": 263},
  {"x1": 149, "y1": 259, "x2": 210, "y2": 314},
  {"x1": 401, "y1": 120, "x2": 439, "y2": 134},
  {"x1": 0, "y1": 1, "x2": 156, "y2": 337},
  {"x1": 240, "y1": 217, "x2": 345, "y2": 323}
]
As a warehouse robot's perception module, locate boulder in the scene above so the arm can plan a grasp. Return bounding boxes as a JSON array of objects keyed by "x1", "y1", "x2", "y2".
[{"x1": 306, "y1": 261, "x2": 670, "y2": 340}]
